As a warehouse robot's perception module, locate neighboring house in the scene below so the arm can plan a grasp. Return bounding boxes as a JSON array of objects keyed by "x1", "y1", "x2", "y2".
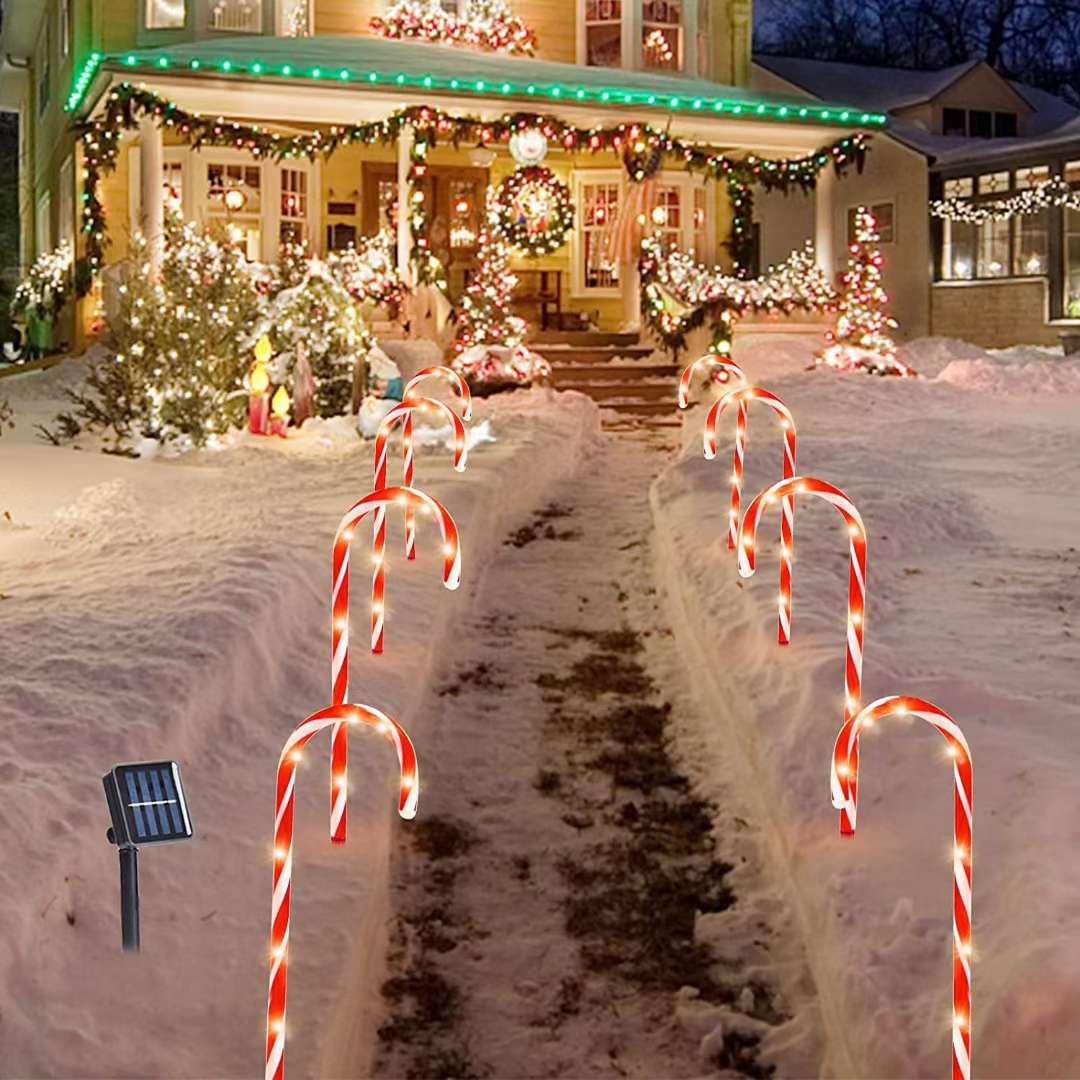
[
  {"x1": 0, "y1": 0, "x2": 889, "y2": 351},
  {"x1": 753, "y1": 54, "x2": 1080, "y2": 347}
]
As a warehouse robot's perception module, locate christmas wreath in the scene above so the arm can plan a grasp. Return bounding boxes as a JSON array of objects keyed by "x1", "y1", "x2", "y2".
[{"x1": 494, "y1": 166, "x2": 574, "y2": 257}]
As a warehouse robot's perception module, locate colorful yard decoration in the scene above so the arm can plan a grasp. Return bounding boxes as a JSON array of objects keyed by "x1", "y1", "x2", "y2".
[
  {"x1": 330, "y1": 486, "x2": 461, "y2": 843},
  {"x1": 705, "y1": 387, "x2": 797, "y2": 643},
  {"x1": 266, "y1": 703, "x2": 419, "y2": 1080},
  {"x1": 677, "y1": 353, "x2": 747, "y2": 410},
  {"x1": 830, "y1": 695, "x2": 973, "y2": 1080},
  {"x1": 738, "y1": 476, "x2": 867, "y2": 832},
  {"x1": 494, "y1": 166, "x2": 575, "y2": 257},
  {"x1": 249, "y1": 336, "x2": 273, "y2": 435}
]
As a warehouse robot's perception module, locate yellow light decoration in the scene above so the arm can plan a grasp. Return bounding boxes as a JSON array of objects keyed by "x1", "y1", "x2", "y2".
[
  {"x1": 271, "y1": 384, "x2": 290, "y2": 419},
  {"x1": 251, "y1": 361, "x2": 271, "y2": 395},
  {"x1": 254, "y1": 334, "x2": 273, "y2": 365}
]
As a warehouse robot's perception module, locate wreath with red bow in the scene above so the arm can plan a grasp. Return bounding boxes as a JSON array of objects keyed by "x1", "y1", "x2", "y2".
[{"x1": 494, "y1": 166, "x2": 575, "y2": 257}]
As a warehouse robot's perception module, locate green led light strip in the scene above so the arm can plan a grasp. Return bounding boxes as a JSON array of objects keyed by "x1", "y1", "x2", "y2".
[
  {"x1": 65, "y1": 51, "x2": 103, "y2": 112},
  {"x1": 65, "y1": 51, "x2": 886, "y2": 127}
]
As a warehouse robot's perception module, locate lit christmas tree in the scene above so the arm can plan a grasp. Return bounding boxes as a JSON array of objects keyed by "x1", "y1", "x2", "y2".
[
  {"x1": 370, "y1": 0, "x2": 536, "y2": 54},
  {"x1": 452, "y1": 196, "x2": 548, "y2": 390},
  {"x1": 816, "y1": 207, "x2": 914, "y2": 376}
]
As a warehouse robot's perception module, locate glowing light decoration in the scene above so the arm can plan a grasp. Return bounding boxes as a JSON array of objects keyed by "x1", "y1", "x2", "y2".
[
  {"x1": 270, "y1": 385, "x2": 290, "y2": 437},
  {"x1": 705, "y1": 387, "x2": 796, "y2": 643},
  {"x1": 509, "y1": 127, "x2": 548, "y2": 166},
  {"x1": 931, "y1": 176, "x2": 1080, "y2": 223},
  {"x1": 329, "y1": 486, "x2": 460, "y2": 843},
  {"x1": 369, "y1": 0, "x2": 538, "y2": 56},
  {"x1": 248, "y1": 335, "x2": 272, "y2": 435},
  {"x1": 739, "y1": 475, "x2": 867, "y2": 832},
  {"x1": 494, "y1": 166, "x2": 575, "y2": 257},
  {"x1": 830, "y1": 695, "x2": 973, "y2": 1080},
  {"x1": 677, "y1": 353, "x2": 746, "y2": 409},
  {"x1": 266, "y1": 703, "x2": 419, "y2": 1080}
]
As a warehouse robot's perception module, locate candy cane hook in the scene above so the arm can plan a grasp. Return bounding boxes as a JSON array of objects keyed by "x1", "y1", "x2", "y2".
[
  {"x1": 739, "y1": 476, "x2": 867, "y2": 833},
  {"x1": 330, "y1": 485, "x2": 459, "y2": 843},
  {"x1": 376, "y1": 398, "x2": 468, "y2": 563},
  {"x1": 830, "y1": 695, "x2": 973, "y2": 1080},
  {"x1": 705, "y1": 385, "x2": 797, "y2": 639},
  {"x1": 267, "y1": 703, "x2": 418, "y2": 1080},
  {"x1": 677, "y1": 353, "x2": 746, "y2": 410}
]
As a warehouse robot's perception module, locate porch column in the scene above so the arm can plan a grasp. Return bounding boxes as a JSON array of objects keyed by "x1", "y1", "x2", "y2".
[
  {"x1": 814, "y1": 165, "x2": 837, "y2": 283},
  {"x1": 396, "y1": 123, "x2": 414, "y2": 285},
  {"x1": 138, "y1": 116, "x2": 164, "y2": 272}
]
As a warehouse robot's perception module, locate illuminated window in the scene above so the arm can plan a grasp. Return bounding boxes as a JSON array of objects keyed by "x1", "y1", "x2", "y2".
[
  {"x1": 280, "y1": 168, "x2": 309, "y2": 246},
  {"x1": 206, "y1": 162, "x2": 262, "y2": 260},
  {"x1": 162, "y1": 161, "x2": 184, "y2": 212},
  {"x1": 651, "y1": 184, "x2": 683, "y2": 252},
  {"x1": 210, "y1": 0, "x2": 262, "y2": 33},
  {"x1": 643, "y1": 0, "x2": 681, "y2": 71},
  {"x1": 584, "y1": 0, "x2": 622, "y2": 68},
  {"x1": 577, "y1": 177, "x2": 621, "y2": 291},
  {"x1": 145, "y1": 0, "x2": 185, "y2": 29}
]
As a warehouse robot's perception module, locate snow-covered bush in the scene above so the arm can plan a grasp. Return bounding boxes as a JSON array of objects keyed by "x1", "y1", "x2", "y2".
[{"x1": 10, "y1": 242, "x2": 74, "y2": 322}]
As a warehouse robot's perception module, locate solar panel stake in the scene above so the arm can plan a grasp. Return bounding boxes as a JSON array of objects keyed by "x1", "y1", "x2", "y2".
[
  {"x1": 118, "y1": 845, "x2": 140, "y2": 952},
  {"x1": 103, "y1": 761, "x2": 193, "y2": 952}
]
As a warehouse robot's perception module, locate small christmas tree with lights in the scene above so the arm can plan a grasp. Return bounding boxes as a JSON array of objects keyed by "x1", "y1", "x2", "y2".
[{"x1": 816, "y1": 207, "x2": 914, "y2": 376}]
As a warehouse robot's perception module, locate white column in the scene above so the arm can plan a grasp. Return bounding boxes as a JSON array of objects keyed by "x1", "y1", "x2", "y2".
[
  {"x1": 814, "y1": 165, "x2": 837, "y2": 282},
  {"x1": 620, "y1": 262, "x2": 641, "y2": 332},
  {"x1": 138, "y1": 116, "x2": 164, "y2": 271},
  {"x1": 623, "y1": 0, "x2": 642, "y2": 70},
  {"x1": 396, "y1": 123, "x2": 414, "y2": 286}
]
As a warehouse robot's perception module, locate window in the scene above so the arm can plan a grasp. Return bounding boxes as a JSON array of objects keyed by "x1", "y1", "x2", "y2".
[
  {"x1": 651, "y1": 184, "x2": 683, "y2": 252},
  {"x1": 940, "y1": 108, "x2": 1019, "y2": 138},
  {"x1": 206, "y1": 161, "x2": 262, "y2": 260},
  {"x1": 145, "y1": 0, "x2": 185, "y2": 29},
  {"x1": 578, "y1": 177, "x2": 621, "y2": 291},
  {"x1": 163, "y1": 160, "x2": 184, "y2": 212},
  {"x1": 327, "y1": 223, "x2": 357, "y2": 251},
  {"x1": 995, "y1": 112, "x2": 1018, "y2": 137},
  {"x1": 969, "y1": 110, "x2": 993, "y2": 139},
  {"x1": 280, "y1": 168, "x2": 308, "y2": 245},
  {"x1": 977, "y1": 217, "x2": 1009, "y2": 277},
  {"x1": 210, "y1": 0, "x2": 262, "y2": 33},
  {"x1": 59, "y1": 0, "x2": 70, "y2": 58},
  {"x1": 584, "y1": 0, "x2": 622, "y2": 67},
  {"x1": 943, "y1": 108, "x2": 966, "y2": 137},
  {"x1": 1066, "y1": 209, "x2": 1080, "y2": 316},
  {"x1": 847, "y1": 202, "x2": 895, "y2": 245},
  {"x1": 643, "y1": 0, "x2": 681, "y2": 70}
]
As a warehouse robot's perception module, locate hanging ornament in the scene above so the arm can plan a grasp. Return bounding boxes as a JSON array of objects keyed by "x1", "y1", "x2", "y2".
[
  {"x1": 494, "y1": 166, "x2": 574, "y2": 257},
  {"x1": 509, "y1": 128, "x2": 548, "y2": 167}
]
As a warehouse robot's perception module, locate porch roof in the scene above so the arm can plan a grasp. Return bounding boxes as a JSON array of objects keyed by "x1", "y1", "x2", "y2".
[{"x1": 69, "y1": 35, "x2": 887, "y2": 133}]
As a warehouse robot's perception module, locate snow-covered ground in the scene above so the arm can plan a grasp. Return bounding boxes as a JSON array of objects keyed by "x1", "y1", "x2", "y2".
[
  {"x1": 654, "y1": 333, "x2": 1080, "y2": 1077},
  {"x1": 1, "y1": 331, "x2": 1078, "y2": 1078}
]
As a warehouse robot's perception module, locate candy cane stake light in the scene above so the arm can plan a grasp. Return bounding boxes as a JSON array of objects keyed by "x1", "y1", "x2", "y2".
[
  {"x1": 739, "y1": 475, "x2": 867, "y2": 833},
  {"x1": 266, "y1": 703, "x2": 418, "y2": 1080},
  {"x1": 375, "y1": 398, "x2": 467, "y2": 566},
  {"x1": 677, "y1": 353, "x2": 746, "y2": 410},
  {"x1": 402, "y1": 366, "x2": 473, "y2": 560},
  {"x1": 705, "y1": 385, "x2": 797, "y2": 640},
  {"x1": 330, "y1": 485, "x2": 460, "y2": 843},
  {"x1": 830, "y1": 695, "x2": 973, "y2": 1080}
]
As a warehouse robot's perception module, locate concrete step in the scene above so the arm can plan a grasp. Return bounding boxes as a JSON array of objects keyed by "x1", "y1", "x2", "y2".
[
  {"x1": 549, "y1": 362, "x2": 678, "y2": 382},
  {"x1": 556, "y1": 381, "x2": 675, "y2": 403},
  {"x1": 601, "y1": 400, "x2": 681, "y2": 417},
  {"x1": 530, "y1": 331, "x2": 642, "y2": 347},
  {"x1": 531, "y1": 344, "x2": 656, "y2": 364}
]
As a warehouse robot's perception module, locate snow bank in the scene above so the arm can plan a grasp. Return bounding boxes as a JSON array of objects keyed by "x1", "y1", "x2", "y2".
[
  {"x1": 0, "y1": 382, "x2": 600, "y2": 1077},
  {"x1": 654, "y1": 333, "x2": 1080, "y2": 1077}
]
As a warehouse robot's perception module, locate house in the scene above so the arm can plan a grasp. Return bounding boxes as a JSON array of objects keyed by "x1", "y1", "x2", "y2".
[
  {"x1": 753, "y1": 55, "x2": 1080, "y2": 347},
  {"x1": 0, "y1": 0, "x2": 887, "y2": 358}
]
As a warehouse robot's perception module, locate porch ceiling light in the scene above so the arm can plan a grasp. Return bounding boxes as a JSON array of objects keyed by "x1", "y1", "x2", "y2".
[{"x1": 66, "y1": 50, "x2": 889, "y2": 129}]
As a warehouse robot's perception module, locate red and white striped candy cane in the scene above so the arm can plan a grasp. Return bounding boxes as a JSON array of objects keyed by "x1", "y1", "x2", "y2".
[
  {"x1": 830, "y1": 695, "x2": 973, "y2": 1080},
  {"x1": 375, "y1": 399, "x2": 467, "y2": 564},
  {"x1": 738, "y1": 476, "x2": 867, "y2": 834},
  {"x1": 402, "y1": 367, "x2": 473, "y2": 560},
  {"x1": 677, "y1": 353, "x2": 746, "y2": 410},
  {"x1": 704, "y1": 385, "x2": 797, "y2": 641},
  {"x1": 330, "y1": 485, "x2": 460, "y2": 843},
  {"x1": 267, "y1": 702, "x2": 418, "y2": 1080}
]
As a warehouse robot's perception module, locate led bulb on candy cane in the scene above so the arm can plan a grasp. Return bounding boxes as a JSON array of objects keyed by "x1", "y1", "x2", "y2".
[
  {"x1": 738, "y1": 476, "x2": 867, "y2": 833},
  {"x1": 266, "y1": 703, "x2": 418, "y2": 1080},
  {"x1": 329, "y1": 485, "x2": 460, "y2": 844},
  {"x1": 705, "y1": 386, "x2": 797, "y2": 642},
  {"x1": 677, "y1": 352, "x2": 747, "y2": 410},
  {"x1": 830, "y1": 695, "x2": 973, "y2": 1080},
  {"x1": 401, "y1": 366, "x2": 473, "y2": 559}
]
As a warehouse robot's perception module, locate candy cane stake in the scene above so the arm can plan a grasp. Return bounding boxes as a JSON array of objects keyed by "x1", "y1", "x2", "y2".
[
  {"x1": 739, "y1": 476, "x2": 867, "y2": 833},
  {"x1": 830, "y1": 695, "x2": 973, "y2": 1080},
  {"x1": 402, "y1": 367, "x2": 473, "y2": 560},
  {"x1": 267, "y1": 703, "x2": 418, "y2": 1080},
  {"x1": 330, "y1": 485, "x2": 460, "y2": 843},
  {"x1": 677, "y1": 353, "x2": 746, "y2": 410},
  {"x1": 705, "y1": 385, "x2": 797, "y2": 640},
  {"x1": 375, "y1": 399, "x2": 467, "y2": 564}
]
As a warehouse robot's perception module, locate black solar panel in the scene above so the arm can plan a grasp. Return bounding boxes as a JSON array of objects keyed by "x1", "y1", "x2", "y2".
[{"x1": 104, "y1": 762, "x2": 193, "y2": 845}]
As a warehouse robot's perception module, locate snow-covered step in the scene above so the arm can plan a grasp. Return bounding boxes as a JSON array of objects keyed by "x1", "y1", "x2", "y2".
[
  {"x1": 561, "y1": 381, "x2": 675, "y2": 403},
  {"x1": 549, "y1": 362, "x2": 678, "y2": 384},
  {"x1": 531, "y1": 343, "x2": 656, "y2": 364}
]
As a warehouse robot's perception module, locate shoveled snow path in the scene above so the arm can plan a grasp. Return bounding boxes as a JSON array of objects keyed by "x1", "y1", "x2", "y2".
[{"x1": 373, "y1": 427, "x2": 823, "y2": 1078}]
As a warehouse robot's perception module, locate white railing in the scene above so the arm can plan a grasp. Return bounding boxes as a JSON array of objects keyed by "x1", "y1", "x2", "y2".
[{"x1": 210, "y1": 0, "x2": 262, "y2": 33}]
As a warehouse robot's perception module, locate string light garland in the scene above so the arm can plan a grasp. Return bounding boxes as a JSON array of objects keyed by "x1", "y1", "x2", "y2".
[
  {"x1": 266, "y1": 703, "x2": 419, "y2": 1080},
  {"x1": 738, "y1": 474, "x2": 868, "y2": 836},
  {"x1": 830, "y1": 695, "x2": 974, "y2": 1080},
  {"x1": 75, "y1": 85, "x2": 872, "y2": 291},
  {"x1": 10, "y1": 242, "x2": 74, "y2": 322},
  {"x1": 326, "y1": 230, "x2": 406, "y2": 310},
  {"x1": 641, "y1": 236, "x2": 838, "y2": 354},
  {"x1": 931, "y1": 175, "x2": 1080, "y2": 223},
  {"x1": 704, "y1": 385, "x2": 797, "y2": 644},
  {"x1": 370, "y1": 0, "x2": 538, "y2": 56},
  {"x1": 815, "y1": 207, "x2": 913, "y2": 377},
  {"x1": 493, "y1": 165, "x2": 574, "y2": 257}
]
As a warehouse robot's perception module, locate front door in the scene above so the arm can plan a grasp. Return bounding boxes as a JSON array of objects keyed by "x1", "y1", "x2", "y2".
[{"x1": 362, "y1": 163, "x2": 488, "y2": 300}]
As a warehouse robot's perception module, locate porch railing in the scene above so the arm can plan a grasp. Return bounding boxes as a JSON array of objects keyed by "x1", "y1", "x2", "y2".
[{"x1": 210, "y1": 0, "x2": 263, "y2": 33}]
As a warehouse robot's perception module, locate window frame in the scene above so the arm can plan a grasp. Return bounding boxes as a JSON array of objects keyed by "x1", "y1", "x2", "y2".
[
  {"x1": 577, "y1": 0, "x2": 698, "y2": 73},
  {"x1": 571, "y1": 167, "x2": 624, "y2": 298},
  {"x1": 144, "y1": 0, "x2": 187, "y2": 31}
]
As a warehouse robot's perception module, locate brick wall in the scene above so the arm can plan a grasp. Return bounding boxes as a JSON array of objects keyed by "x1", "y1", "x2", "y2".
[{"x1": 930, "y1": 279, "x2": 1061, "y2": 348}]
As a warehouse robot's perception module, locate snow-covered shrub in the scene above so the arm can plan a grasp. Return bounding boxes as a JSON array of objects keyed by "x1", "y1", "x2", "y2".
[{"x1": 10, "y1": 242, "x2": 74, "y2": 322}]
